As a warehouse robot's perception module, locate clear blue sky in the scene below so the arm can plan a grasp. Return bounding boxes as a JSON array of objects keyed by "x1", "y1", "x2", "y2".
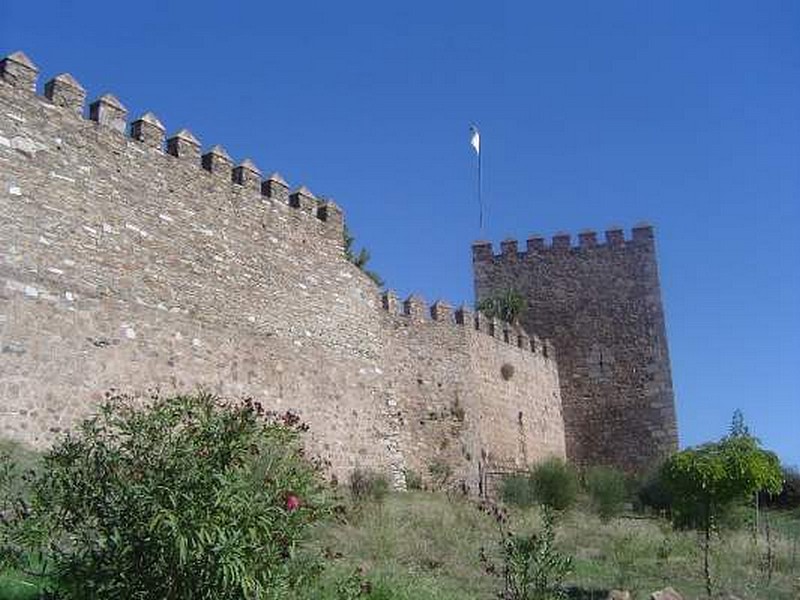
[{"x1": 4, "y1": 1, "x2": 798, "y2": 466}]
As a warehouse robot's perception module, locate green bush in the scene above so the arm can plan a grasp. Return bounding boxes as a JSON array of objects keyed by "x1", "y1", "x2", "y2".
[
  {"x1": 585, "y1": 466, "x2": 627, "y2": 521},
  {"x1": 427, "y1": 460, "x2": 452, "y2": 490},
  {"x1": 529, "y1": 458, "x2": 579, "y2": 512},
  {"x1": 350, "y1": 468, "x2": 390, "y2": 503},
  {"x1": 500, "y1": 460, "x2": 578, "y2": 512},
  {"x1": 634, "y1": 465, "x2": 673, "y2": 514},
  {"x1": 403, "y1": 469, "x2": 423, "y2": 491},
  {"x1": 3, "y1": 392, "x2": 329, "y2": 599},
  {"x1": 763, "y1": 465, "x2": 800, "y2": 510},
  {"x1": 476, "y1": 288, "x2": 527, "y2": 324},
  {"x1": 500, "y1": 474, "x2": 537, "y2": 508}
]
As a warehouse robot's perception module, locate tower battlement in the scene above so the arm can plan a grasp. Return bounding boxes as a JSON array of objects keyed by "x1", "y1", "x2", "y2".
[{"x1": 472, "y1": 225, "x2": 654, "y2": 263}]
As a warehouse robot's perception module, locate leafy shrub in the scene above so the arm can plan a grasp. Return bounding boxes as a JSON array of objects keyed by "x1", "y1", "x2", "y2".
[
  {"x1": 529, "y1": 458, "x2": 579, "y2": 512},
  {"x1": 350, "y1": 468, "x2": 390, "y2": 503},
  {"x1": 501, "y1": 474, "x2": 537, "y2": 508},
  {"x1": 0, "y1": 440, "x2": 40, "y2": 506},
  {"x1": 481, "y1": 504, "x2": 573, "y2": 600},
  {"x1": 403, "y1": 469, "x2": 423, "y2": 491},
  {"x1": 427, "y1": 459, "x2": 452, "y2": 490},
  {"x1": 635, "y1": 465, "x2": 673, "y2": 514},
  {"x1": 476, "y1": 288, "x2": 527, "y2": 324},
  {"x1": 3, "y1": 392, "x2": 329, "y2": 599},
  {"x1": 762, "y1": 465, "x2": 800, "y2": 510},
  {"x1": 585, "y1": 466, "x2": 627, "y2": 521}
]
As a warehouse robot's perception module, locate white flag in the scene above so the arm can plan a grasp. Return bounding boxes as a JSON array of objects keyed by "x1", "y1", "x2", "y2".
[{"x1": 470, "y1": 126, "x2": 480, "y2": 155}]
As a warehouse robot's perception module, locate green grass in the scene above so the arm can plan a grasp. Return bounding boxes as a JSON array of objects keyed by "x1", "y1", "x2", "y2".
[
  {"x1": 3, "y1": 491, "x2": 799, "y2": 599},
  {"x1": 0, "y1": 571, "x2": 46, "y2": 600}
]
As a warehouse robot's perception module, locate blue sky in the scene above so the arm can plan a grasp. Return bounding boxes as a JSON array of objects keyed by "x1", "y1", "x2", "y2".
[{"x1": 4, "y1": 1, "x2": 798, "y2": 466}]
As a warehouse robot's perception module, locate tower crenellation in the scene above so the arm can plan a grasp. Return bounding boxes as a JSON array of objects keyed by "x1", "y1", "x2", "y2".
[
  {"x1": 44, "y1": 73, "x2": 86, "y2": 113},
  {"x1": 472, "y1": 225, "x2": 658, "y2": 263},
  {"x1": 166, "y1": 129, "x2": 201, "y2": 161},
  {"x1": 130, "y1": 112, "x2": 166, "y2": 149},
  {"x1": 89, "y1": 93, "x2": 128, "y2": 132}
]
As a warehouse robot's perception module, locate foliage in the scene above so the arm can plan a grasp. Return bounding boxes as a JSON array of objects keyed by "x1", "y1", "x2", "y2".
[
  {"x1": 762, "y1": 465, "x2": 800, "y2": 511},
  {"x1": 634, "y1": 465, "x2": 673, "y2": 515},
  {"x1": 303, "y1": 490, "x2": 799, "y2": 600},
  {"x1": 500, "y1": 474, "x2": 538, "y2": 509},
  {"x1": 350, "y1": 468, "x2": 390, "y2": 504},
  {"x1": 480, "y1": 502, "x2": 573, "y2": 600},
  {"x1": 344, "y1": 225, "x2": 384, "y2": 287},
  {"x1": 661, "y1": 412, "x2": 783, "y2": 597},
  {"x1": 403, "y1": 469, "x2": 423, "y2": 491},
  {"x1": 663, "y1": 426, "x2": 783, "y2": 528},
  {"x1": 584, "y1": 467, "x2": 627, "y2": 522},
  {"x1": 427, "y1": 459, "x2": 453, "y2": 490},
  {"x1": 528, "y1": 458, "x2": 579, "y2": 512},
  {"x1": 476, "y1": 289, "x2": 527, "y2": 324},
  {"x1": 2, "y1": 392, "x2": 329, "y2": 600}
]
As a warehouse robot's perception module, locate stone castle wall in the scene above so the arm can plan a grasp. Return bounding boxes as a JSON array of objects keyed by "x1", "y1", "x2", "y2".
[
  {"x1": 473, "y1": 228, "x2": 678, "y2": 471},
  {"x1": 0, "y1": 51, "x2": 565, "y2": 490}
]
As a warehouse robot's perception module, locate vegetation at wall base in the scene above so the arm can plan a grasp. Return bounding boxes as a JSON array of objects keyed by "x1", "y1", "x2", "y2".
[
  {"x1": 501, "y1": 458, "x2": 579, "y2": 512},
  {"x1": 2, "y1": 488, "x2": 799, "y2": 599},
  {"x1": 349, "y1": 468, "x2": 390, "y2": 505},
  {"x1": 0, "y1": 392, "x2": 331, "y2": 600},
  {"x1": 2, "y1": 405, "x2": 798, "y2": 599},
  {"x1": 585, "y1": 466, "x2": 627, "y2": 522}
]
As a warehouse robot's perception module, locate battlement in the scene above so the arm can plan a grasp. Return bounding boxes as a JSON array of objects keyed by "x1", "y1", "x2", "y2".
[
  {"x1": 472, "y1": 224, "x2": 655, "y2": 263},
  {"x1": 379, "y1": 290, "x2": 555, "y2": 360},
  {"x1": 0, "y1": 51, "x2": 344, "y2": 240}
]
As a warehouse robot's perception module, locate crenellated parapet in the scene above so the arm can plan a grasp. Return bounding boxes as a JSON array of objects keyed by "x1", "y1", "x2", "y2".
[
  {"x1": 380, "y1": 290, "x2": 555, "y2": 361},
  {"x1": 0, "y1": 50, "x2": 345, "y2": 244},
  {"x1": 472, "y1": 224, "x2": 655, "y2": 263}
]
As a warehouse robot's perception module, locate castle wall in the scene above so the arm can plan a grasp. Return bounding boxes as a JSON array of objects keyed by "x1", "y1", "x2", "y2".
[
  {"x1": 0, "y1": 51, "x2": 565, "y2": 490},
  {"x1": 473, "y1": 230, "x2": 678, "y2": 472},
  {"x1": 381, "y1": 297, "x2": 565, "y2": 489},
  {"x1": 0, "y1": 57, "x2": 401, "y2": 485}
]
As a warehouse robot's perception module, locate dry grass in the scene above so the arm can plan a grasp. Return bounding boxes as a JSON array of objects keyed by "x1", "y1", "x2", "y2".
[{"x1": 305, "y1": 491, "x2": 800, "y2": 599}]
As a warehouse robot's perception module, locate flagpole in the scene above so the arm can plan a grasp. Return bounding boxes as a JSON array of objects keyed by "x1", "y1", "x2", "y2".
[
  {"x1": 477, "y1": 137, "x2": 483, "y2": 235},
  {"x1": 471, "y1": 124, "x2": 483, "y2": 235}
]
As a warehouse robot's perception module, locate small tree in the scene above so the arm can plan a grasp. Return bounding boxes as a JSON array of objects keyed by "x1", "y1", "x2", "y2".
[
  {"x1": 477, "y1": 289, "x2": 527, "y2": 324},
  {"x1": 344, "y1": 225, "x2": 384, "y2": 287},
  {"x1": 662, "y1": 414, "x2": 782, "y2": 598},
  {"x1": 5, "y1": 392, "x2": 330, "y2": 599}
]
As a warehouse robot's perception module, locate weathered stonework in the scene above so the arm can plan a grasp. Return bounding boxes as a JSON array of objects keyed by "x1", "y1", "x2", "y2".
[
  {"x1": 0, "y1": 51, "x2": 566, "y2": 491},
  {"x1": 473, "y1": 228, "x2": 678, "y2": 472}
]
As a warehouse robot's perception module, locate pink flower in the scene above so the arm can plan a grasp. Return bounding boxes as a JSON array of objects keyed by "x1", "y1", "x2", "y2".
[{"x1": 285, "y1": 494, "x2": 301, "y2": 512}]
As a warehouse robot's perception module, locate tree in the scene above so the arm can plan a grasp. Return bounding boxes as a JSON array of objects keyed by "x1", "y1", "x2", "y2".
[
  {"x1": 343, "y1": 225, "x2": 384, "y2": 287},
  {"x1": 4, "y1": 392, "x2": 330, "y2": 599},
  {"x1": 661, "y1": 414, "x2": 782, "y2": 598},
  {"x1": 476, "y1": 289, "x2": 527, "y2": 324}
]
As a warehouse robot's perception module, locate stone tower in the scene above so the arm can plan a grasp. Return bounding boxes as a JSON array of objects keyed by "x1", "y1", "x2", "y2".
[{"x1": 472, "y1": 225, "x2": 678, "y2": 471}]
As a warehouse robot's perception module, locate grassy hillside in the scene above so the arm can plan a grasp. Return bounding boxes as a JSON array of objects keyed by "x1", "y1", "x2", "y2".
[
  {"x1": 2, "y1": 489, "x2": 799, "y2": 599},
  {"x1": 302, "y1": 491, "x2": 800, "y2": 600}
]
